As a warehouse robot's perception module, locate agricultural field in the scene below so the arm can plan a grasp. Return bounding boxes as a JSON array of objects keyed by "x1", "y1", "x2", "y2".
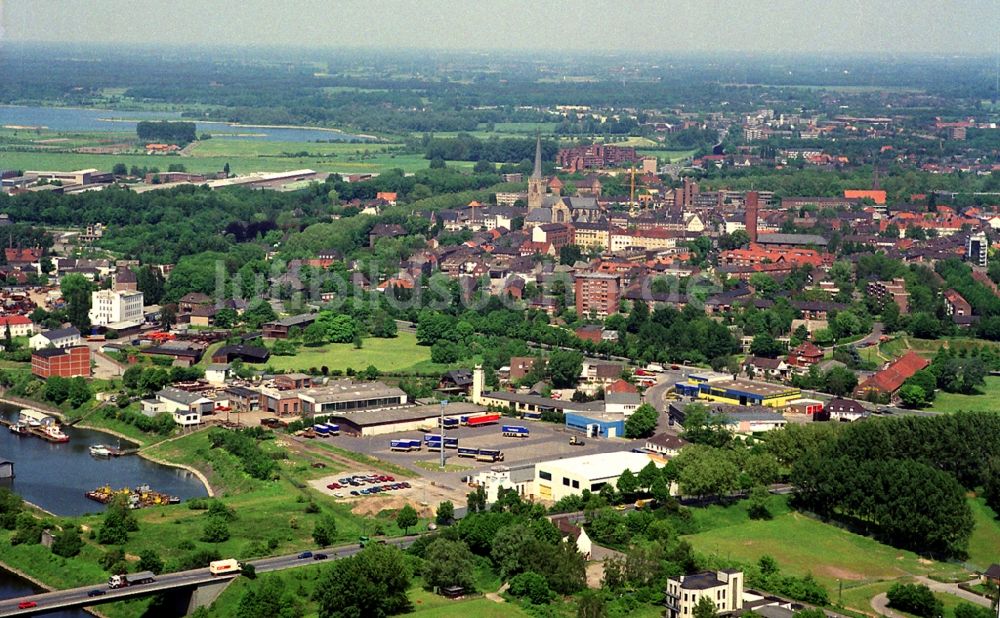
[{"x1": 255, "y1": 332, "x2": 432, "y2": 374}]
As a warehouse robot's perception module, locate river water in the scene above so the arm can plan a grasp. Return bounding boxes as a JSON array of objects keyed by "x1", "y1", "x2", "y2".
[
  {"x1": 0, "y1": 403, "x2": 208, "y2": 613},
  {"x1": 0, "y1": 105, "x2": 370, "y2": 142},
  {"x1": 0, "y1": 404, "x2": 208, "y2": 517}
]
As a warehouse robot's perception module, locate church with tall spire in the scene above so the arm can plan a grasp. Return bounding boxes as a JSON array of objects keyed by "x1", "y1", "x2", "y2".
[
  {"x1": 527, "y1": 134, "x2": 545, "y2": 212},
  {"x1": 523, "y1": 133, "x2": 602, "y2": 228}
]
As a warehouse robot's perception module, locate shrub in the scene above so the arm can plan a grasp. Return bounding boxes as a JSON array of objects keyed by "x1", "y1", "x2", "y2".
[
  {"x1": 887, "y1": 583, "x2": 942, "y2": 618},
  {"x1": 201, "y1": 517, "x2": 231, "y2": 543},
  {"x1": 508, "y1": 571, "x2": 552, "y2": 604}
]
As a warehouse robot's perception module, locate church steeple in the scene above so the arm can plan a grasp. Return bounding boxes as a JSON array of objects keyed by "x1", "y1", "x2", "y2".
[
  {"x1": 527, "y1": 133, "x2": 545, "y2": 211},
  {"x1": 532, "y1": 134, "x2": 543, "y2": 179}
]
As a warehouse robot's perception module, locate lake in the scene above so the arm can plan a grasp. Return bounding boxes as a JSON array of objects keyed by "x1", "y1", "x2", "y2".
[
  {"x1": 0, "y1": 403, "x2": 208, "y2": 517},
  {"x1": 0, "y1": 105, "x2": 370, "y2": 142}
]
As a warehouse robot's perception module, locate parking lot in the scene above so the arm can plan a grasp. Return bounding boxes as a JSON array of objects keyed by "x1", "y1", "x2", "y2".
[
  {"x1": 308, "y1": 469, "x2": 461, "y2": 517},
  {"x1": 311, "y1": 419, "x2": 632, "y2": 500}
]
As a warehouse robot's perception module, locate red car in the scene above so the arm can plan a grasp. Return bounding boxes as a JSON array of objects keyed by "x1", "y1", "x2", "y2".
[{"x1": 18, "y1": 601, "x2": 37, "y2": 609}]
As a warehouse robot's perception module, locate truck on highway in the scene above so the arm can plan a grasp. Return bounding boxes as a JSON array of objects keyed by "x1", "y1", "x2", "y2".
[
  {"x1": 502, "y1": 425, "x2": 530, "y2": 438},
  {"x1": 108, "y1": 571, "x2": 156, "y2": 589},
  {"x1": 209, "y1": 559, "x2": 241, "y2": 576}
]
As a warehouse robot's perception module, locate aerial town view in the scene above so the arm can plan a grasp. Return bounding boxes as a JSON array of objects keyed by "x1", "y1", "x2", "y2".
[{"x1": 0, "y1": 1, "x2": 998, "y2": 617}]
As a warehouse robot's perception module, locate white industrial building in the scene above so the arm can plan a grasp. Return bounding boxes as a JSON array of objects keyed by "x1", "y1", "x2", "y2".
[
  {"x1": 89, "y1": 289, "x2": 144, "y2": 327},
  {"x1": 534, "y1": 451, "x2": 660, "y2": 502}
]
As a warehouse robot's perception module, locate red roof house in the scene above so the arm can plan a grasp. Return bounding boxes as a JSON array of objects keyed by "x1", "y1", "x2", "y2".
[{"x1": 854, "y1": 350, "x2": 929, "y2": 400}]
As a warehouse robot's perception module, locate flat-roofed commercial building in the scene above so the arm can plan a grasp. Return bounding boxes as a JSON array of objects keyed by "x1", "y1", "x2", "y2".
[
  {"x1": 534, "y1": 451, "x2": 660, "y2": 502},
  {"x1": 297, "y1": 380, "x2": 407, "y2": 416}
]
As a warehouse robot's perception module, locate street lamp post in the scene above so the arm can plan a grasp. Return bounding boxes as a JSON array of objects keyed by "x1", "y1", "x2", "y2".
[{"x1": 440, "y1": 399, "x2": 448, "y2": 470}]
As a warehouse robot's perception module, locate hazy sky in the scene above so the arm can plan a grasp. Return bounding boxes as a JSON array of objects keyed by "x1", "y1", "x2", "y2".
[{"x1": 2, "y1": 0, "x2": 997, "y2": 55}]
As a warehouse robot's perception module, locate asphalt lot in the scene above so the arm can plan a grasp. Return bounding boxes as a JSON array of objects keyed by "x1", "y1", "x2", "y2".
[{"x1": 318, "y1": 419, "x2": 636, "y2": 498}]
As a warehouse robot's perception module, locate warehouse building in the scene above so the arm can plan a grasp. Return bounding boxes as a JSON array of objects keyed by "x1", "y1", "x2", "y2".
[
  {"x1": 564, "y1": 411, "x2": 626, "y2": 438},
  {"x1": 534, "y1": 451, "x2": 660, "y2": 502},
  {"x1": 674, "y1": 374, "x2": 800, "y2": 409},
  {"x1": 318, "y1": 401, "x2": 487, "y2": 436},
  {"x1": 668, "y1": 402, "x2": 787, "y2": 433},
  {"x1": 298, "y1": 380, "x2": 408, "y2": 415}
]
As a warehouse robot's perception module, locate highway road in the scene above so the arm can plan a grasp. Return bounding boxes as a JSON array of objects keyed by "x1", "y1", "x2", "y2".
[{"x1": 0, "y1": 536, "x2": 419, "y2": 617}]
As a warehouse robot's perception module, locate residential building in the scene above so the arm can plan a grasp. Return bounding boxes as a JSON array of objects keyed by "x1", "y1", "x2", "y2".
[
  {"x1": 605, "y1": 391, "x2": 641, "y2": 417},
  {"x1": 143, "y1": 387, "x2": 213, "y2": 427},
  {"x1": 29, "y1": 326, "x2": 81, "y2": 350},
  {"x1": 867, "y1": 279, "x2": 910, "y2": 314},
  {"x1": 644, "y1": 433, "x2": 689, "y2": 457},
  {"x1": 552, "y1": 517, "x2": 593, "y2": 559},
  {"x1": 31, "y1": 345, "x2": 90, "y2": 378},
  {"x1": 262, "y1": 313, "x2": 317, "y2": 338},
  {"x1": 0, "y1": 315, "x2": 36, "y2": 338},
  {"x1": 943, "y1": 289, "x2": 973, "y2": 320},
  {"x1": 786, "y1": 342, "x2": 823, "y2": 367},
  {"x1": 88, "y1": 289, "x2": 144, "y2": 327},
  {"x1": 575, "y1": 272, "x2": 620, "y2": 318},
  {"x1": 967, "y1": 231, "x2": 988, "y2": 268},
  {"x1": 556, "y1": 144, "x2": 638, "y2": 171},
  {"x1": 824, "y1": 398, "x2": 869, "y2": 422},
  {"x1": 204, "y1": 364, "x2": 230, "y2": 386},
  {"x1": 854, "y1": 350, "x2": 930, "y2": 400},
  {"x1": 666, "y1": 570, "x2": 744, "y2": 618}
]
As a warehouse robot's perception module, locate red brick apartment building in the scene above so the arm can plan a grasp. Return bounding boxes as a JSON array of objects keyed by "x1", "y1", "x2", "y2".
[
  {"x1": 31, "y1": 345, "x2": 90, "y2": 378},
  {"x1": 556, "y1": 145, "x2": 638, "y2": 171},
  {"x1": 575, "y1": 273, "x2": 620, "y2": 318}
]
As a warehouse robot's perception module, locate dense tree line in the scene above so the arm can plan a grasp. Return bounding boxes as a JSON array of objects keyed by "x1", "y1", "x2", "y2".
[
  {"x1": 136, "y1": 121, "x2": 196, "y2": 144},
  {"x1": 778, "y1": 412, "x2": 1000, "y2": 557}
]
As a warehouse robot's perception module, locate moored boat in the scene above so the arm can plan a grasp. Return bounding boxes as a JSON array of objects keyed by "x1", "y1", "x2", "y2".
[
  {"x1": 8, "y1": 422, "x2": 29, "y2": 435},
  {"x1": 90, "y1": 444, "x2": 112, "y2": 457},
  {"x1": 37, "y1": 424, "x2": 69, "y2": 443}
]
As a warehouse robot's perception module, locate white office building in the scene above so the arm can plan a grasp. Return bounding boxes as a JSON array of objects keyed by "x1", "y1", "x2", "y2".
[
  {"x1": 89, "y1": 289, "x2": 144, "y2": 327},
  {"x1": 534, "y1": 451, "x2": 660, "y2": 502}
]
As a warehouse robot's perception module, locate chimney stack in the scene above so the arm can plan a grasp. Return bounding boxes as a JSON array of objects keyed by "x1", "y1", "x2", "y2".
[{"x1": 745, "y1": 191, "x2": 759, "y2": 243}]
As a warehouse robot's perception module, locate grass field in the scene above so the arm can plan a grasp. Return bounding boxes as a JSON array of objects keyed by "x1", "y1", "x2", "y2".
[
  {"x1": 930, "y1": 376, "x2": 1000, "y2": 413},
  {"x1": 966, "y1": 497, "x2": 1000, "y2": 570},
  {"x1": 636, "y1": 148, "x2": 697, "y2": 162},
  {"x1": 684, "y1": 508, "x2": 968, "y2": 589},
  {"x1": 256, "y1": 332, "x2": 432, "y2": 373},
  {"x1": 879, "y1": 336, "x2": 1000, "y2": 361}
]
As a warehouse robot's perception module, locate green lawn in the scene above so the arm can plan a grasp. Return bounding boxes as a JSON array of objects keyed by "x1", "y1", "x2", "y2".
[
  {"x1": 636, "y1": 148, "x2": 697, "y2": 162},
  {"x1": 258, "y1": 332, "x2": 432, "y2": 373},
  {"x1": 684, "y1": 509, "x2": 968, "y2": 589},
  {"x1": 930, "y1": 376, "x2": 1000, "y2": 413},
  {"x1": 966, "y1": 497, "x2": 1000, "y2": 570}
]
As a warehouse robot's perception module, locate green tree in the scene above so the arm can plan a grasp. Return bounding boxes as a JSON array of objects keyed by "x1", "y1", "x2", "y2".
[
  {"x1": 137, "y1": 549, "x2": 165, "y2": 574},
  {"x1": 396, "y1": 504, "x2": 418, "y2": 534},
  {"x1": 898, "y1": 384, "x2": 927, "y2": 408},
  {"x1": 616, "y1": 469, "x2": 639, "y2": 496},
  {"x1": 435, "y1": 501, "x2": 455, "y2": 525},
  {"x1": 577, "y1": 589, "x2": 609, "y2": 618},
  {"x1": 43, "y1": 376, "x2": 71, "y2": 404},
  {"x1": 422, "y1": 538, "x2": 476, "y2": 591},
  {"x1": 822, "y1": 366, "x2": 859, "y2": 397},
  {"x1": 97, "y1": 495, "x2": 138, "y2": 545},
  {"x1": 303, "y1": 323, "x2": 327, "y2": 346},
  {"x1": 547, "y1": 349, "x2": 584, "y2": 388},
  {"x1": 508, "y1": 571, "x2": 551, "y2": 604},
  {"x1": 314, "y1": 544, "x2": 411, "y2": 618},
  {"x1": 693, "y1": 594, "x2": 719, "y2": 618},
  {"x1": 747, "y1": 485, "x2": 772, "y2": 520},
  {"x1": 624, "y1": 403, "x2": 658, "y2": 439},
  {"x1": 887, "y1": 583, "x2": 943, "y2": 618},
  {"x1": 312, "y1": 514, "x2": 338, "y2": 547},
  {"x1": 50, "y1": 526, "x2": 83, "y2": 557},
  {"x1": 60, "y1": 273, "x2": 93, "y2": 331},
  {"x1": 238, "y1": 574, "x2": 304, "y2": 618},
  {"x1": 201, "y1": 516, "x2": 231, "y2": 543}
]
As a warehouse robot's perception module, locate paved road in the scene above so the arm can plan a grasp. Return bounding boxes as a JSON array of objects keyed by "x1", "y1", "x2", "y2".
[
  {"x1": 870, "y1": 577, "x2": 992, "y2": 618},
  {"x1": 0, "y1": 536, "x2": 419, "y2": 617}
]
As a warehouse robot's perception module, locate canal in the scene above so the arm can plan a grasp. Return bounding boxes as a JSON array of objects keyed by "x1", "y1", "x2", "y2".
[{"x1": 0, "y1": 403, "x2": 209, "y2": 613}]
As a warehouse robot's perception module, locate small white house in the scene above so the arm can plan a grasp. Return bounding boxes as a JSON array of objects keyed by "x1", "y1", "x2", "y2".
[
  {"x1": 204, "y1": 363, "x2": 230, "y2": 386},
  {"x1": 29, "y1": 326, "x2": 81, "y2": 350},
  {"x1": 0, "y1": 315, "x2": 36, "y2": 338},
  {"x1": 149, "y1": 386, "x2": 213, "y2": 427}
]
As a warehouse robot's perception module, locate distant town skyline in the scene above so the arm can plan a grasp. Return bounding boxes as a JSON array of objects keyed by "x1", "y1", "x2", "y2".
[{"x1": 2, "y1": 0, "x2": 998, "y2": 56}]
